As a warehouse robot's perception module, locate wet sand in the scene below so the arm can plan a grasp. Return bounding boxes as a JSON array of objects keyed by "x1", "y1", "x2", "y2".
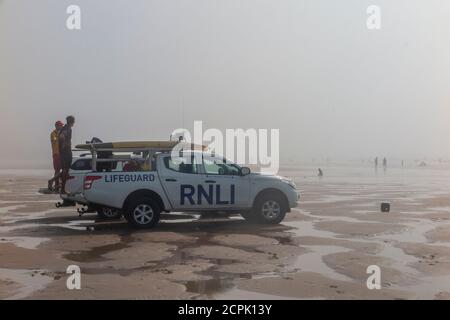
[{"x1": 1, "y1": 166, "x2": 450, "y2": 299}]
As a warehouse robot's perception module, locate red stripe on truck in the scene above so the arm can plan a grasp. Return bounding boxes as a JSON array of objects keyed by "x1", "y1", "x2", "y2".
[{"x1": 84, "y1": 175, "x2": 102, "y2": 190}]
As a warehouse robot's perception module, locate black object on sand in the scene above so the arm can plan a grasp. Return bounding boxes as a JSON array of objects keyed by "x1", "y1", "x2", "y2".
[
  {"x1": 381, "y1": 202, "x2": 390, "y2": 212},
  {"x1": 55, "y1": 199, "x2": 76, "y2": 208},
  {"x1": 38, "y1": 188, "x2": 59, "y2": 195}
]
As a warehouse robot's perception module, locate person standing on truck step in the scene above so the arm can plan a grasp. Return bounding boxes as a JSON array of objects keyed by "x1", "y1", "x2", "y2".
[
  {"x1": 59, "y1": 115, "x2": 75, "y2": 194},
  {"x1": 47, "y1": 120, "x2": 64, "y2": 191}
]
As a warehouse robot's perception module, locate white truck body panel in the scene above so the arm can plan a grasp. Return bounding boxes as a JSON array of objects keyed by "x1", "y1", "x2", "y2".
[
  {"x1": 65, "y1": 155, "x2": 143, "y2": 205},
  {"x1": 65, "y1": 157, "x2": 92, "y2": 204},
  {"x1": 83, "y1": 152, "x2": 299, "y2": 212},
  {"x1": 84, "y1": 171, "x2": 171, "y2": 210}
]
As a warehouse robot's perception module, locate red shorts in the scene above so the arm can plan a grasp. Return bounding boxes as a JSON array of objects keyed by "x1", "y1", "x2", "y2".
[{"x1": 52, "y1": 154, "x2": 61, "y2": 172}]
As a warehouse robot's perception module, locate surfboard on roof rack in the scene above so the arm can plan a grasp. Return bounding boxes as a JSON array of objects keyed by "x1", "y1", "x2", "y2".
[{"x1": 75, "y1": 140, "x2": 207, "y2": 151}]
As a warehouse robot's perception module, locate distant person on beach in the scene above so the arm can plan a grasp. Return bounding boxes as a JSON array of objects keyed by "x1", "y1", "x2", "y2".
[
  {"x1": 383, "y1": 158, "x2": 387, "y2": 168},
  {"x1": 318, "y1": 168, "x2": 323, "y2": 177},
  {"x1": 374, "y1": 157, "x2": 378, "y2": 168},
  {"x1": 59, "y1": 115, "x2": 75, "y2": 194},
  {"x1": 47, "y1": 121, "x2": 64, "y2": 191}
]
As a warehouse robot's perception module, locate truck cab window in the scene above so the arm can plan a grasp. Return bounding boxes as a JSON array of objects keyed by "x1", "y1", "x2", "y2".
[
  {"x1": 203, "y1": 157, "x2": 240, "y2": 176},
  {"x1": 164, "y1": 156, "x2": 198, "y2": 174},
  {"x1": 71, "y1": 159, "x2": 92, "y2": 171}
]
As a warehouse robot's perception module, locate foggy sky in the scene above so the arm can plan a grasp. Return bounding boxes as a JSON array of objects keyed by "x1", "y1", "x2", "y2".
[{"x1": 1, "y1": 0, "x2": 450, "y2": 168}]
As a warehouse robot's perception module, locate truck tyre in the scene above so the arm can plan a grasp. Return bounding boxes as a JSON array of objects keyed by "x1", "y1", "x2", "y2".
[
  {"x1": 124, "y1": 197, "x2": 160, "y2": 229},
  {"x1": 251, "y1": 194, "x2": 287, "y2": 224},
  {"x1": 97, "y1": 207, "x2": 122, "y2": 220}
]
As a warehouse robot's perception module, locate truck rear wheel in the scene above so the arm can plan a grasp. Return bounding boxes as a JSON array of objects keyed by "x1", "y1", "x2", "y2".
[
  {"x1": 124, "y1": 197, "x2": 160, "y2": 229},
  {"x1": 97, "y1": 207, "x2": 122, "y2": 220},
  {"x1": 248, "y1": 194, "x2": 287, "y2": 224}
]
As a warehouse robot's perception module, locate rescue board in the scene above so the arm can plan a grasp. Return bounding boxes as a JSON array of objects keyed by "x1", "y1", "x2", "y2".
[{"x1": 75, "y1": 141, "x2": 207, "y2": 151}]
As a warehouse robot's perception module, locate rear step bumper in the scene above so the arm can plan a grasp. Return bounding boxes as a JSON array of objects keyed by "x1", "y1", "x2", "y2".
[{"x1": 61, "y1": 192, "x2": 88, "y2": 205}]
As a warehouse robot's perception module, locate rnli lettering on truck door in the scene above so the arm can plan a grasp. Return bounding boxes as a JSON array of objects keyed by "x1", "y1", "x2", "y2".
[{"x1": 180, "y1": 184, "x2": 235, "y2": 205}]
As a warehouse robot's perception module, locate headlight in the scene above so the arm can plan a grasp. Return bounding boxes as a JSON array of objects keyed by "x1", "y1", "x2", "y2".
[{"x1": 282, "y1": 179, "x2": 296, "y2": 189}]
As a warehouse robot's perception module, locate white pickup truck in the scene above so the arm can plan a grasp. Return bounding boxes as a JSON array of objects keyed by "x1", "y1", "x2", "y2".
[{"x1": 81, "y1": 150, "x2": 299, "y2": 228}]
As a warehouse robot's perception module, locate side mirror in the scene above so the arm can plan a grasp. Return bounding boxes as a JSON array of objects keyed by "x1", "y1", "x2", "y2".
[{"x1": 240, "y1": 167, "x2": 251, "y2": 176}]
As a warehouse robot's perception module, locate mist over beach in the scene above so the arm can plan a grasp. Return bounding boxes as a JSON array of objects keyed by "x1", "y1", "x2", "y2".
[{"x1": 2, "y1": 0, "x2": 450, "y2": 169}]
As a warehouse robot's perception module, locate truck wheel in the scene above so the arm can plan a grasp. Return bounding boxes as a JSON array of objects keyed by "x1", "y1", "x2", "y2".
[
  {"x1": 97, "y1": 207, "x2": 122, "y2": 220},
  {"x1": 124, "y1": 197, "x2": 160, "y2": 229},
  {"x1": 252, "y1": 194, "x2": 287, "y2": 224}
]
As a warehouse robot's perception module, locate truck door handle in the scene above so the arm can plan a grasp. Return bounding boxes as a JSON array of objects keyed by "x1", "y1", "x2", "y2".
[
  {"x1": 205, "y1": 180, "x2": 216, "y2": 183},
  {"x1": 165, "y1": 178, "x2": 177, "y2": 182}
]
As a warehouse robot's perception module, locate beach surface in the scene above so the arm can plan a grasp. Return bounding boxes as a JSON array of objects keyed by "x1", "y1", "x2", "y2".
[{"x1": 1, "y1": 165, "x2": 450, "y2": 299}]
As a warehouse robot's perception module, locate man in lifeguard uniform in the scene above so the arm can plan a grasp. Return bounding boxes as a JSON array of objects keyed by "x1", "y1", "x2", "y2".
[
  {"x1": 48, "y1": 120, "x2": 64, "y2": 191},
  {"x1": 59, "y1": 115, "x2": 76, "y2": 194}
]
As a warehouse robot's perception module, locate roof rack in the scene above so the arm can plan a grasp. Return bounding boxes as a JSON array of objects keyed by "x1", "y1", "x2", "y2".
[{"x1": 75, "y1": 141, "x2": 208, "y2": 168}]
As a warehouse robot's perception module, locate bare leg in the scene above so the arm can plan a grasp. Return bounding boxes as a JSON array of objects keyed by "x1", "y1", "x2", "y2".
[
  {"x1": 60, "y1": 168, "x2": 69, "y2": 194},
  {"x1": 54, "y1": 170, "x2": 61, "y2": 191},
  {"x1": 48, "y1": 170, "x2": 61, "y2": 191}
]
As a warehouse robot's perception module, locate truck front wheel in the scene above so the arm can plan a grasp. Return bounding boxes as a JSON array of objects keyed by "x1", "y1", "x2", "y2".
[
  {"x1": 124, "y1": 197, "x2": 160, "y2": 229},
  {"x1": 246, "y1": 194, "x2": 287, "y2": 224}
]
